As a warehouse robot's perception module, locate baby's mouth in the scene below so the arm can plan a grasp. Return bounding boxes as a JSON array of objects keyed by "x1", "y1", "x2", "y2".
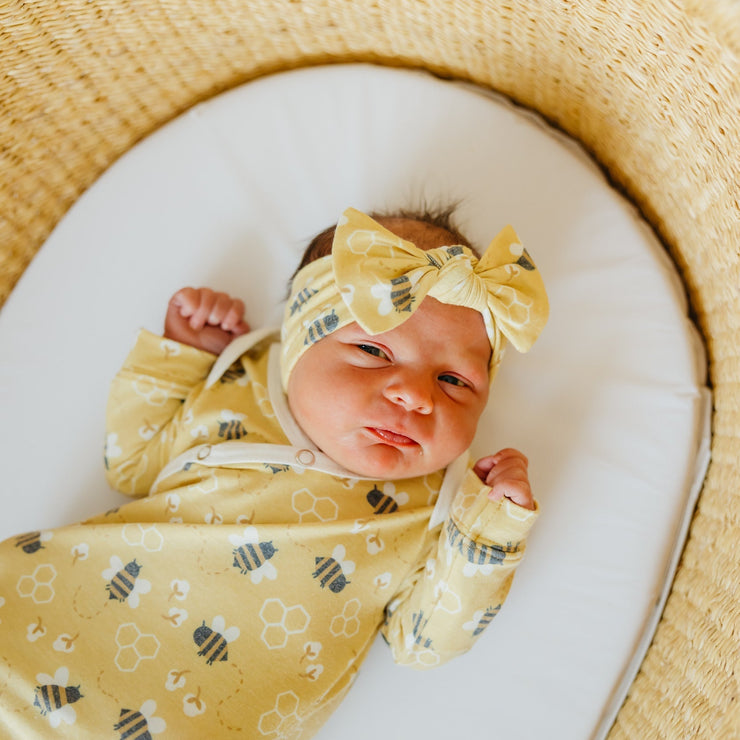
[{"x1": 365, "y1": 427, "x2": 419, "y2": 447}]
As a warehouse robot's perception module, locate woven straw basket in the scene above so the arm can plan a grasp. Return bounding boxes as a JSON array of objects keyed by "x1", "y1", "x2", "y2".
[{"x1": 2, "y1": 2, "x2": 738, "y2": 737}]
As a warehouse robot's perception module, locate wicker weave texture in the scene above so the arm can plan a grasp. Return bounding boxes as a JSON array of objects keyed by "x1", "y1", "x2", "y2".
[{"x1": 1, "y1": 1, "x2": 738, "y2": 737}]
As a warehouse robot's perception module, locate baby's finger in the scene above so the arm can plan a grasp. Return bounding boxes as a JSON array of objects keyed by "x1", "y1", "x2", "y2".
[
  {"x1": 221, "y1": 298, "x2": 246, "y2": 332},
  {"x1": 490, "y1": 448, "x2": 529, "y2": 467},
  {"x1": 232, "y1": 318, "x2": 251, "y2": 336},
  {"x1": 208, "y1": 293, "x2": 234, "y2": 327},
  {"x1": 196, "y1": 325, "x2": 237, "y2": 355},
  {"x1": 473, "y1": 455, "x2": 497, "y2": 480},
  {"x1": 190, "y1": 289, "x2": 217, "y2": 331},
  {"x1": 484, "y1": 458, "x2": 528, "y2": 488},
  {"x1": 490, "y1": 481, "x2": 534, "y2": 510},
  {"x1": 170, "y1": 287, "x2": 199, "y2": 317},
  {"x1": 487, "y1": 480, "x2": 526, "y2": 502}
]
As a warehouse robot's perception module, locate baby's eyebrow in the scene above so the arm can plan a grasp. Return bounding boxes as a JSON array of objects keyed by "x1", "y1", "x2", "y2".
[{"x1": 448, "y1": 354, "x2": 489, "y2": 385}]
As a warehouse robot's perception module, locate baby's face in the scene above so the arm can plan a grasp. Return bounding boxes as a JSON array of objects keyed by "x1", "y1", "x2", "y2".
[{"x1": 287, "y1": 297, "x2": 491, "y2": 479}]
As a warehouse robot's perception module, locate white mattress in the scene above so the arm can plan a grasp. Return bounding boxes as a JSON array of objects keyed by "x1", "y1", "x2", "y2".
[{"x1": 0, "y1": 64, "x2": 710, "y2": 739}]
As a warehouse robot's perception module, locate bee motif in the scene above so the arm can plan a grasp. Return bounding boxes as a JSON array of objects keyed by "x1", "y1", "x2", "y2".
[
  {"x1": 445, "y1": 246, "x2": 465, "y2": 257},
  {"x1": 516, "y1": 248, "x2": 536, "y2": 271},
  {"x1": 389, "y1": 275, "x2": 413, "y2": 313},
  {"x1": 219, "y1": 363, "x2": 247, "y2": 384},
  {"x1": 33, "y1": 683, "x2": 82, "y2": 715},
  {"x1": 113, "y1": 700, "x2": 165, "y2": 738},
  {"x1": 218, "y1": 419, "x2": 246, "y2": 439},
  {"x1": 33, "y1": 668, "x2": 82, "y2": 726},
  {"x1": 304, "y1": 309, "x2": 339, "y2": 345},
  {"x1": 445, "y1": 520, "x2": 519, "y2": 577},
  {"x1": 217, "y1": 410, "x2": 247, "y2": 440},
  {"x1": 312, "y1": 545, "x2": 355, "y2": 593},
  {"x1": 472, "y1": 605, "x2": 501, "y2": 636},
  {"x1": 15, "y1": 530, "x2": 52, "y2": 554},
  {"x1": 103, "y1": 557, "x2": 151, "y2": 607},
  {"x1": 425, "y1": 252, "x2": 443, "y2": 268},
  {"x1": 366, "y1": 485, "x2": 398, "y2": 514},
  {"x1": 410, "y1": 610, "x2": 432, "y2": 648},
  {"x1": 290, "y1": 287, "x2": 318, "y2": 315},
  {"x1": 366, "y1": 483, "x2": 409, "y2": 515},
  {"x1": 265, "y1": 463, "x2": 291, "y2": 474},
  {"x1": 228, "y1": 526, "x2": 278, "y2": 583},
  {"x1": 193, "y1": 616, "x2": 239, "y2": 665}
]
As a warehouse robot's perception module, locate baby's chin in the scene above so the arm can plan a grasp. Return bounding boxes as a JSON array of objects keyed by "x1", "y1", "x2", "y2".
[{"x1": 335, "y1": 444, "x2": 451, "y2": 481}]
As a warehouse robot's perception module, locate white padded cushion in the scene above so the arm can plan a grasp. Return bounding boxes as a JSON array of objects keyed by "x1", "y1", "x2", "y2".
[{"x1": 0, "y1": 64, "x2": 709, "y2": 739}]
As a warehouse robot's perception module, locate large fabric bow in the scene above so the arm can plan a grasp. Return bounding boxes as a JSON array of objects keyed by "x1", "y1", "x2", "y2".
[
  {"x1": 281, "y1": 207, "x2": 549, "y2": 389},
  {"x1": 333, "y1": 208, "x2": 548, "y2": 353}
]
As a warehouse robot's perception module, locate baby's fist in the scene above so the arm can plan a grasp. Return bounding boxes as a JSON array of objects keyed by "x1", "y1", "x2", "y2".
[
  {"x1": 473, "y1": 448, "x2": 534, "y2": 510},
  {"x1": 164, "y1": 287, "x2": 250, "y2": 355}
]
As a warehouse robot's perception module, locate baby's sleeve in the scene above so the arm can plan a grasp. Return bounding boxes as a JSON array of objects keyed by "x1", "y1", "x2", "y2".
[
  {"x1": 104, "y1": 329, "x2": 216, "y2": 496},
  {"x1": 380, "y1": 467, "x2": 539, "y2": 668}
]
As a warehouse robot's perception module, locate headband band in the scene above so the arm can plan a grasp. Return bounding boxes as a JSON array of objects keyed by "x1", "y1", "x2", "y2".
[{"x1": 281, "y1": 207, "x2": 549, "y2": 389}]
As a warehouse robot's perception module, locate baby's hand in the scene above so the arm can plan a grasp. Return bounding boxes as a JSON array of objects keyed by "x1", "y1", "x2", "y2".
[
  {"x1": 164, "y1": 287, "x2": 250, "y2": 355},
  {"x1": 473, "y1": 448, "x2": 534, "y2": 510}
]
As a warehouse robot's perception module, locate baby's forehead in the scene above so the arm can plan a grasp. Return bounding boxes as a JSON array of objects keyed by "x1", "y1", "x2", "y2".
[
  {"x1": 375, "y1": 217, "x2": 461, "y2": 251},
  {"x1": 339, "y1": 299, "x2": 492, "y2": 366}
]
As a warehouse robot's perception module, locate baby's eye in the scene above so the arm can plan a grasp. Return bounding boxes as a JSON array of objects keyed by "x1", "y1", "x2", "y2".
[
  {"x1": 438, "y1": 374, "x2": 468, "y2": 388},
  {"x1": 358, "y1": 344, "x2": 389, "y2": 360}
]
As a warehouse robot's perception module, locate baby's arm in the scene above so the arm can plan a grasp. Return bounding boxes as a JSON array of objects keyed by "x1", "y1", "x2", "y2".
[
  {"x1": 105, "y1": 287, "x2": 249, "y2": 496},
  {"x1": 381, "y1": 459, "x2": 538, "y2": 668},
  {"x1": 164, "y1": 287, "x2": 250, "y2": 355},
  {"x1": 105, "y1": 330, "x2": 216, "y2": 496}
]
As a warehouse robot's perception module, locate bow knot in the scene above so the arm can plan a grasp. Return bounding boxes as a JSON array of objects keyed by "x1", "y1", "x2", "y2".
[{"x1": 428, "y1": 255, "x2": 489, "y2": 314}]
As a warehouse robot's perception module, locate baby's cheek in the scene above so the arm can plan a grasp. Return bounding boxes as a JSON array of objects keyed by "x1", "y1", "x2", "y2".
[
  {"x1": 451, "y1": 412, "x2": 482, "y2": 451},
  {"x1": 434, "y1": 419, "x2": 476, "y2": 464}
]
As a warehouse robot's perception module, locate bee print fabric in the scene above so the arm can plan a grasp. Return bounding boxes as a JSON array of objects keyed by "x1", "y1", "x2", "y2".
[
  {"x1": 0, "y1": 332, "x2": 537, "y2": 739},
  {"x1": 281, "y1": 207, "x2": 549, "y2": 388}
]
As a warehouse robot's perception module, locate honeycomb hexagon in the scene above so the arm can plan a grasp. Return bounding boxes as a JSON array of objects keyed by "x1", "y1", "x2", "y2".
[
  {"x1": 330, "y1": 598, "x2": 361, "y2": 638},
  {"x1": 260, "y1": 598, "x2": 287, "y2": 625},
  {"x1": 258, "y1": 691, "x2": 302, "y2": 737},
  {"x1": 291, "y1": 489, "x2": 338, "y2": 523},
  {"x1": 494, "y1": 283, "x2": 532, "y2": 325},
  {"x1": 115, "y1": 622, "x2": 160, "y2": 672},
  {"x1": 116, "y1": 623, "x2": 140, "y2": 646},
  {"x1": 191, "y1": 471, "x2": 218, "y2": 495},
  {"x1": 259, "y1": 598, "x2": 310, "y2": 650},
  {"x1": 346, "y1": 228, "x2": 398, "y2": 256},
  {"x1": 122, "y1": 523, "x2": 164, "y2": 552},
  {"x1": 451, "y1": 491, "x2": 479, "y2": 520},
  {"x1": 408, "y1": 645, "x2": 440, "y2": 668},
  {"x1": 16, "y1": 564, "x2": 57, "y2": 604}
]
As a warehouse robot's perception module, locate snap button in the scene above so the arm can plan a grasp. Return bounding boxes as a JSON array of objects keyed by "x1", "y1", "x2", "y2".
[
  {"x1": 296, "y1": 449, "x2": 315, "y2": 466},
  {"x1": 197, "y1": 445, "x2": 212, "y2": 460}
]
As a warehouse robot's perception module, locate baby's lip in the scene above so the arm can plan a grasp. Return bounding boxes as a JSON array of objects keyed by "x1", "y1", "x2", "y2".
[{"x1": 365, "y1": 427, "x2": 420, "y2": 447}]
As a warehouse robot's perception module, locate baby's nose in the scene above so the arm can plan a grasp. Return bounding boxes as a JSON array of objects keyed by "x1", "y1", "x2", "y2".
[{"x1": 384, "y1": 375, "x2": 434, "y2": 414}]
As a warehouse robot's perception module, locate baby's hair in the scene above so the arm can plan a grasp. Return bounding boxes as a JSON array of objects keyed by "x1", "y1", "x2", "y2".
[{"x1": 289, "y1": 203, "x2": 477, "y2": 288}]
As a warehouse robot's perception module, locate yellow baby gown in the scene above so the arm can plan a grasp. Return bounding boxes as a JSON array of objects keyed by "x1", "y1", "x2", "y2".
[{"x1": 0, "y1": 330, "x2": 537, "y2": 739}]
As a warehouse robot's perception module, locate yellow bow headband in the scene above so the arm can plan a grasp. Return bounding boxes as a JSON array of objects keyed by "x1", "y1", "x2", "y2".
[{"x1": 281, "y1": 208, "x2": 549, "y2": 389}]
